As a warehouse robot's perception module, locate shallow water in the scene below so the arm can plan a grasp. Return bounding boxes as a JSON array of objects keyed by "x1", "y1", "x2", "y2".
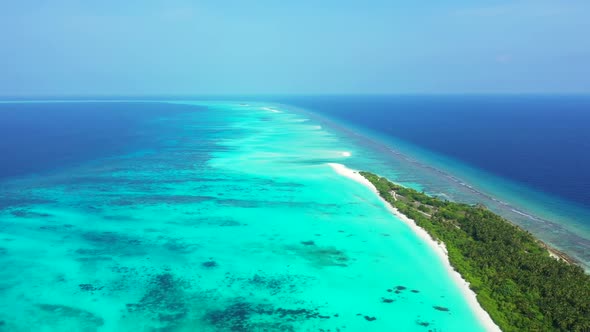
[{"x1": 0, "y1": 101, "x2": 486, "y2": 331}]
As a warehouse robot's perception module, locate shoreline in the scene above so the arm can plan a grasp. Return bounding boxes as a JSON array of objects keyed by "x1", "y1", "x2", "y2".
[
  {"x1": 291, "y1": 101, "x2": 590, "y2": 272},
  {"x1": 327, "y1": 162, "x2": 502, "y2": 332}
]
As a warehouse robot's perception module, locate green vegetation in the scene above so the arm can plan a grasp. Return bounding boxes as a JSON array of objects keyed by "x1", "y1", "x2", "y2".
[{"x1": 360, "y1": 171, "x2": 590, "y2": 332}]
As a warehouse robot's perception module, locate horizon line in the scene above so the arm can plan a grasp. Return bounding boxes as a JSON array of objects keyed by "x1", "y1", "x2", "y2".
[{"x1": 2, "y1": 92, "x2": 590, "y2": 100}]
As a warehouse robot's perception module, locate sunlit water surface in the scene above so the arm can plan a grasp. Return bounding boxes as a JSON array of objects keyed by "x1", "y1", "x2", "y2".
[{"x1": 0, "y1": 101, "x2": 486, "y2": 331}]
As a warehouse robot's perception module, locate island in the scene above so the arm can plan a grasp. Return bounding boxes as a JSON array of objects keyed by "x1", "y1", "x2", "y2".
[{"x1": 360, "y1": 171, "x2": 590, "y2": 332}]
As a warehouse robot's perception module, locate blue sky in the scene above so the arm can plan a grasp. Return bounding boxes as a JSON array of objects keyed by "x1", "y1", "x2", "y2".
[{"x1": 2, "y1": 0, "x2": 589, "y2": 95}]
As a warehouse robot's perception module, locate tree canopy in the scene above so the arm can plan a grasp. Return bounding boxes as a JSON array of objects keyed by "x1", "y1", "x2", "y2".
[{"x1": 361, "y1": 171, "x2": 590, "y2": 332}]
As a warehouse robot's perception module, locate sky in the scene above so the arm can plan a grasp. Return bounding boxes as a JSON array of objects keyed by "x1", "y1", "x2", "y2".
[{"x1": 1, "y1": 0, "x2": 590, "y2": 96}]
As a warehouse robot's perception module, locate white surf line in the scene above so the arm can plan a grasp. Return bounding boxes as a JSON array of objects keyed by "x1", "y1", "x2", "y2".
[
  {"x1": 261, "y1": 107, "x2": 281, "y2": 113},
  {"x1": 327, "y1": 162, "x2": 501, "y2": 332}
]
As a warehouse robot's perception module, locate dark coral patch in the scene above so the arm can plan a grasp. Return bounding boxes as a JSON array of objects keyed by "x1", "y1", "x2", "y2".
[
  {"x1": 411, "y1": 289, "x2": 420, "y2": 293},
  {"x1": 125, "y1": 273, "x2": 192, "y2": 330},
  {"x1": 204, "y1": 300, "x2": 333, "y2": 331},
  {"x1": 218, "y1": 219, "x2": 242, "y2": 227},
  {"x1": 204, "y1": 302, "x2": 273, "y2": 331},
  {"x1": 364, "y1": 316, "x2": 377, "y2": 321},
  {"x1": 79, "y1": 284, "x2": 104, "y2": 292},
  {"x1": 83, "y1": 231, "x2": 142, "y2": 246},
  {"x1": 202, "y1": 261, "x2": 218, "y2": 268},
  {"x1": 433, "y1": 306, "x2": 450, "y2": 312},
  {"x1": 287, "y1": 244, "x2": 349, "y2": 267},
  {"x1": 10, "y1": 209, "x2": 52, "y2": 218},
  {"x1": 301, "y1": 240, "x2": 315, "y2": 246},
  {"x1": 247, "y1": 274, "x2": 290, "y2": 295},
  {"x1": 381, "y1": 298, "x2": 395, "y2": 303},
  {"x1": 224, "y1": 273, "x2": 315, "y2": 296}
]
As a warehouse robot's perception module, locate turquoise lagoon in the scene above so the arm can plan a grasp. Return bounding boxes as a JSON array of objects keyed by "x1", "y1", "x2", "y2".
[{"x1": 0, "y1": 101, "x2": 488, "y2": 331}]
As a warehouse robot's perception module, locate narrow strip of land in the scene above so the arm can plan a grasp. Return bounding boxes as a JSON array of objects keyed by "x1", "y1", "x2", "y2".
[{"x1": 347, "y1": 167, "x2": 590, "y2": 332}]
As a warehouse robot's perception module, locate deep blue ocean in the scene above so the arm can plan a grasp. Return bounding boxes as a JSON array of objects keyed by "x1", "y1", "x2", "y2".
[
  {"x1": 278, "y1": 95, "x2": 590, "y2": 208},
  {"x1": 0, "y1": 102, "x2": 201, "y2": 181},
  {"x1": 3, "y1": 96, "x2": 589, "y2": 209}
]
